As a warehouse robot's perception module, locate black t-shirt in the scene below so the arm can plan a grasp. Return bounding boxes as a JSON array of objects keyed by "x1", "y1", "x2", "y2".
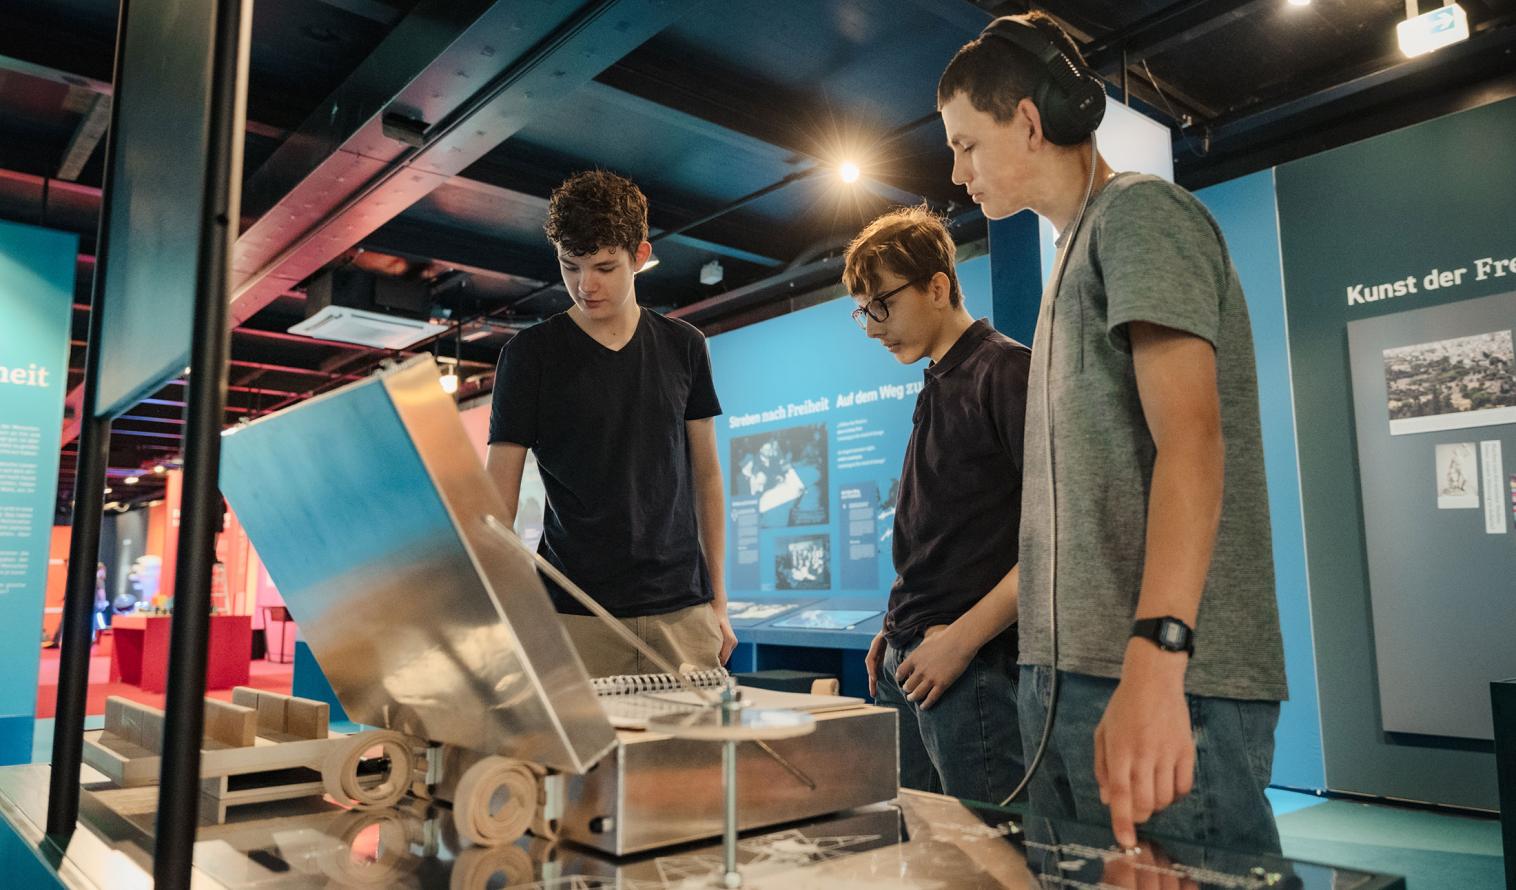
[
  {"x1": 885, "y1": 319, "x2": 1030, "y2": 648},
  {"x1": 489, "y1": 308, "x2": 722, "y2": 617}
]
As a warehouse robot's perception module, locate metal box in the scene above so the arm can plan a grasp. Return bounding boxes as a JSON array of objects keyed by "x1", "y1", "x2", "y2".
[{"x1": 561, "y1": 705, "x2": 898, "y2": 855}]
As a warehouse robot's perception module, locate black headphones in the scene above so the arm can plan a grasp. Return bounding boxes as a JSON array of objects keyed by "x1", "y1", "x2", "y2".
[{"x1": 977, "y1": 16, "x2": 1106, "y2": 146}]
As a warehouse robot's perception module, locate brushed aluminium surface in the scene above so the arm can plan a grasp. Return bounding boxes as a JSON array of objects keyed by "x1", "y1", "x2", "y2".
[
  {"x1": 562, "y1": 705, "x2": 900, "y2": 856},
  {"x1": 219, "y1": 356, "x2": 614, "y2": 774}
]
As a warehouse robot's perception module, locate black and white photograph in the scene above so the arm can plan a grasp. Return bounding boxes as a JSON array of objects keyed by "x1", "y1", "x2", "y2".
[
  {"x1": 1435, "y1": 442, "x2": 1480, "y2": 509},
  {"x1": 774, "y1": 533, "x2": 831, "y2": 590},
  {"x1": 731, "y1": 423, "x2": 829, "y2": 527},
  {"x1": 1383, "y1": 329, "x2": 1516, "y2": 435}
]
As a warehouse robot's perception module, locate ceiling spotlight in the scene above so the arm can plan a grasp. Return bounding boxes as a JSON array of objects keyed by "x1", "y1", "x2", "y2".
[
  {"x1": 639, "y1": 253, "x2": 660, "y2": 273},
  {"x1": 124, "y1": 475, "x2": 139, "y2": 485},
  {"x1": 1398, "y1": 3, "x2": 1468, "y2": 56},
  {"x1": 1287, "y1": 0, "x2": 1310, "y2": 6},
  {"x1": 153, "y1": 464, "x2": 166, "y2": 474},
  {"x1": 103, "y1": 487, "x2": 113, "y2": 495},
  {"x1": 839, "y1": 161, "x2": 861, "y2": 183},
  {"x1": 436, "y1": 357, "x2": 460, "y2": 394}
]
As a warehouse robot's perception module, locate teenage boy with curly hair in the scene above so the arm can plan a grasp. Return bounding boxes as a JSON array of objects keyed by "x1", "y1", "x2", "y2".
[{"x1": 487, "y1": 170, "x2": 736, "y2": 676}]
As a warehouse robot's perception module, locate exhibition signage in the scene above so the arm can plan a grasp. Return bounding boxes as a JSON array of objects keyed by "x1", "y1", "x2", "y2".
[{"x1": 0, "y1": 219, "x2": 76, "y2": 763}]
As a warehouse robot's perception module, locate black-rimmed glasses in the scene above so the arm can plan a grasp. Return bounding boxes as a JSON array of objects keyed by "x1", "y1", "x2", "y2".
[{"x1": 850, "y1": 278, "x2": 924, "y2": 330}]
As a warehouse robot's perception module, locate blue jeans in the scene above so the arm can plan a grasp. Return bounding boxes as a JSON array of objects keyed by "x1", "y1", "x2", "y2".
[
  {"x1": 875, "y1": 631, "x2": 1024, "y2": 804},
  {"x1": 1017, "y1": 665, "x2": 1282, "y2": 853}
]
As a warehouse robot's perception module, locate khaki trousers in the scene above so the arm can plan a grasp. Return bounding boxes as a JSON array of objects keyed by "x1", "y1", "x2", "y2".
[{"x1": 559, "y1": 602, "x2": 722, "y2": 678}]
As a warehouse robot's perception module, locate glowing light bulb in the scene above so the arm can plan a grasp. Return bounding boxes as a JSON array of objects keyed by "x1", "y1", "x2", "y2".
[{"x1": 839, "y1": 162, "x2": 861, "y2": 183}]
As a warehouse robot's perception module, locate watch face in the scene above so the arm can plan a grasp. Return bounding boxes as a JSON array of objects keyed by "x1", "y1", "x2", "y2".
[{"x1": 1161, "y1": 622, "x2": 1186, "y2": 648}]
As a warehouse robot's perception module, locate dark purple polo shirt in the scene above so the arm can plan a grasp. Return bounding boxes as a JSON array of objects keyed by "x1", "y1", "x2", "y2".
[{"x1": 884, "y1": 318, "x2": 1030, "y2": 649}]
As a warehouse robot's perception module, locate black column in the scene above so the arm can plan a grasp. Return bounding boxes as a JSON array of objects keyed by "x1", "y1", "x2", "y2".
[
  {"x1": 43, "y1": 0, "x2": 130, "y2": 841},
  {"x1": 151, "y1": 0, "x2": 248, "y2": 884}
]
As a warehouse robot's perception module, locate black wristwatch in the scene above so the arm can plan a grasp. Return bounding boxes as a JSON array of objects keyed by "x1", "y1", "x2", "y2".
[{"x1": 1131, "y1": 616, "x2": 1195, "y2": 656}]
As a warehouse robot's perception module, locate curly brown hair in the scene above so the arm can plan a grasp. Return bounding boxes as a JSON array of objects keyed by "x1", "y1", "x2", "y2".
[
  {"x1": 843, "y1": 205, "x2": 963, "y2": 309},
  {"x1": 543, "y1": 170, "x2": 649, "y2": 257}
]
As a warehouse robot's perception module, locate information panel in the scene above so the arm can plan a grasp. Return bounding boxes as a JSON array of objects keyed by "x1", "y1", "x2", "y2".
[
  {"x1": 709, "y1": 256, "x2": 994, "y2": 605},
  {"x1": 0, "y1": 220, "x2": 76, "y2": 763}
]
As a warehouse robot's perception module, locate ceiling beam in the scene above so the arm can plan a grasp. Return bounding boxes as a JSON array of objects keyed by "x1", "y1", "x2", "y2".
[{"x1": 229, "y1": 0, "x2": 700, "y2": 328}]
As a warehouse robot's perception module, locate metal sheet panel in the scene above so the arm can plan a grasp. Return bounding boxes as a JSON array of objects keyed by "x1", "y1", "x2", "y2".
[
  {"x1": 93, "y1": 0, "x2": 219, "y2": 416},
  {"x1": 218, "y1": 356, "x2": 614, "y2": 773}
]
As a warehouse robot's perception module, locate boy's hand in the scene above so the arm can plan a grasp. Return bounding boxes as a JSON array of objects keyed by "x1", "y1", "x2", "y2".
[
  {"x1": 712, "y1": 605, "x2": 738, "y2": 664},
  {"x1": 895, "y1": 624, "x2": 975, "y2": 710},
  {"x1": 1094, "y1": 640, "x2": 1195, "y2": 849},
  {"x1": 865, "y1": 632, "x2": 887, "y2": 698}
]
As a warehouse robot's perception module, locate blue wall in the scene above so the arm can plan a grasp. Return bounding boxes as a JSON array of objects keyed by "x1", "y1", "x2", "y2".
[
  {"x1": 1195, "y1": 171, "x2": 1326, "y2": 791},
  {"x1": 707, "y1": 256, "x2": 994, "y2": 609},
  {"x1": 0, "y1": 220, "x2": 76, "y2": 764}
]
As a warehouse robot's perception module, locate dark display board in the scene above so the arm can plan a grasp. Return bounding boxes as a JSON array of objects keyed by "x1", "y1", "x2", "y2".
[
  {"x1": 1276, "y1": 96, "x2": 1516, "y2": 809},
  {"x1": 1347, "y1": 291, "x2": 1516, "y2": 739}
]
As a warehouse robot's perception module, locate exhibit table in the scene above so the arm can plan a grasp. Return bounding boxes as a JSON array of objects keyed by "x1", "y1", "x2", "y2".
[
  {"x1": 108, "y1": 614, "x2": 252, "y2": 693},
  {"x1": 0, "y1": 763, "x2": 1404, "y2": 889}
]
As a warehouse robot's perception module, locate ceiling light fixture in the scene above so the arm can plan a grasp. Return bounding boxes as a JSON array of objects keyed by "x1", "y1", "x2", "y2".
[
  {"x1": 437, "y1": 357, "x2": 459, "y2": 395},
  {"x1": 153, "y1": 464, "x2": 166, "y2": 474},
  {"x1": 839, "y1": 161, "x2": 861, "y2": 183},
  {"x1": 124, "y1": 475, "x2": 139, "y2": 485},
  {"x1": 1398, "y1": 2, "x2": 1469, "y2": 57},
  {"x1": 1287, "y1": 0, "x2": 1310, "y2": 7}
]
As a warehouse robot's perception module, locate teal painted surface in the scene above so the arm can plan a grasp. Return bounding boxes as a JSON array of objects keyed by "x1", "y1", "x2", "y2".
[
  {"x1": 0, "y1": 818, "x2": 64, "y2": 889},
  {"x1": 291, "y1": 641, "x2": 349, "y2": 724},
  {"x1": 0, "y1": 220, "x2": 77, "y2": 766},
  {"x1": 1277, "y1": 799, "x2": 1504, "y2": 889},
  {"x1": 1274, "y1": 97, "x2": 1516, "y2": 808},
  {"x1": 1194, "y1": 170, "x2": 1326, "y2": 792}
]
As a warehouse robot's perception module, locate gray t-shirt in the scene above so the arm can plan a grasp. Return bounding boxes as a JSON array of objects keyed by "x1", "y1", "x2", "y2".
[{"x1": 1018, "y1": 173, "x2": 1288, "y2": 702}]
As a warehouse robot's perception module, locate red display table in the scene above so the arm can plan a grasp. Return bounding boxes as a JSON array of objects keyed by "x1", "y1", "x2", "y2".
[{"x1": 109, "y1": 614, "x2": 252, "y2": 693}]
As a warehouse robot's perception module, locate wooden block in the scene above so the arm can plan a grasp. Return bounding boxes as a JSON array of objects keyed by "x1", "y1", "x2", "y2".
[
  {"x1": 104, "y1": 697, "x2": 129, "y2": 737},
  {"x1": 203, "y1": 699, "x2": 257, "y2": 748},
  {"x1": 231, "y1": 687, "x2": 260, "y2": 710},
  {"x1": 283, "y1": 697, "x2": 329, "y2": 741},
  {"x1": 256, "y1": 692, "x2": 287, "y2": 736},
  {"x1": 139, "y1": 707, "x2": 165, "y2": 755},
  {"x1": 811, "y1": 678, "x2": 840, "y2": 696}
]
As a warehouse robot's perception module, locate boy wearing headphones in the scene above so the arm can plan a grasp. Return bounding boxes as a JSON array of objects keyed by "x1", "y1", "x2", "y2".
[
  {"x1": 845, "y1": 206, "x2": 1030, "y2": 803},
  {"x1": 937, "y1": 13, "x2": 1287, "y2": 852}
]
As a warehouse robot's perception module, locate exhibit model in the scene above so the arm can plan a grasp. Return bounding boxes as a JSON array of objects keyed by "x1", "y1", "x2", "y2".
[{"x1": 214, "y1": 356, "x2": 898, "y2": 867}]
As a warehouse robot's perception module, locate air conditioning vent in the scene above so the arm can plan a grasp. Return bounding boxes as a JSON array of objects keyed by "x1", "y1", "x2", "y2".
[{"x1": 288, "y1": 306, "x2": 444, "y2": 349}]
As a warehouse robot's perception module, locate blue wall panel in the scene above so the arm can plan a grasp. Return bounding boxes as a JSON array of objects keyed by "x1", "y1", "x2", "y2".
[
  {"x1": 1196, "y1": 170, "x2": 1326, "y2": 791},
  {"x1": 0, "y1": 220, "x2": 76, "y2": 766}
]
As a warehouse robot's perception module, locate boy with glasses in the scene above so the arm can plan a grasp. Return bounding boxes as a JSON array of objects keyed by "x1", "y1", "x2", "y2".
[{"x1": 846, "y1": 206, "x2": 1030, "y2": 802}]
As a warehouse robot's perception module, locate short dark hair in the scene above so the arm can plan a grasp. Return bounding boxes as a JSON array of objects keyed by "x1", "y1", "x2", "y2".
[
  {"x1": 936, "y1": 11, "x2": 1087, "y2": 124},
  {"x1": 544, "y1": 170, "x2": 649, "y2": 257},
  {"x1": 843, "y1": 205, "x2": 962, "y2": 309}
]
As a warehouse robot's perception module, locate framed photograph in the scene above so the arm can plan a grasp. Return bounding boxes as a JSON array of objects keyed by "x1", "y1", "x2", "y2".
[
  {"x1": 730, "y1": 423, "x2": 829, "y2": 527},
  {"x1": 1383, "y1": 329, "x2": 1516, "y2": 435},
  {"x1": 774, "y1": 533, "x2": 831, "y2": 590},
  {"x1": 1435, "y1": 442, "x2": 1479, "y2": 509}
]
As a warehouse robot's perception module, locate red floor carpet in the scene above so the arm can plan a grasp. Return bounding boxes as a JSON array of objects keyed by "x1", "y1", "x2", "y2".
[{"x1": 34, "y1": 644, "x2": 295, "y2": 718}]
